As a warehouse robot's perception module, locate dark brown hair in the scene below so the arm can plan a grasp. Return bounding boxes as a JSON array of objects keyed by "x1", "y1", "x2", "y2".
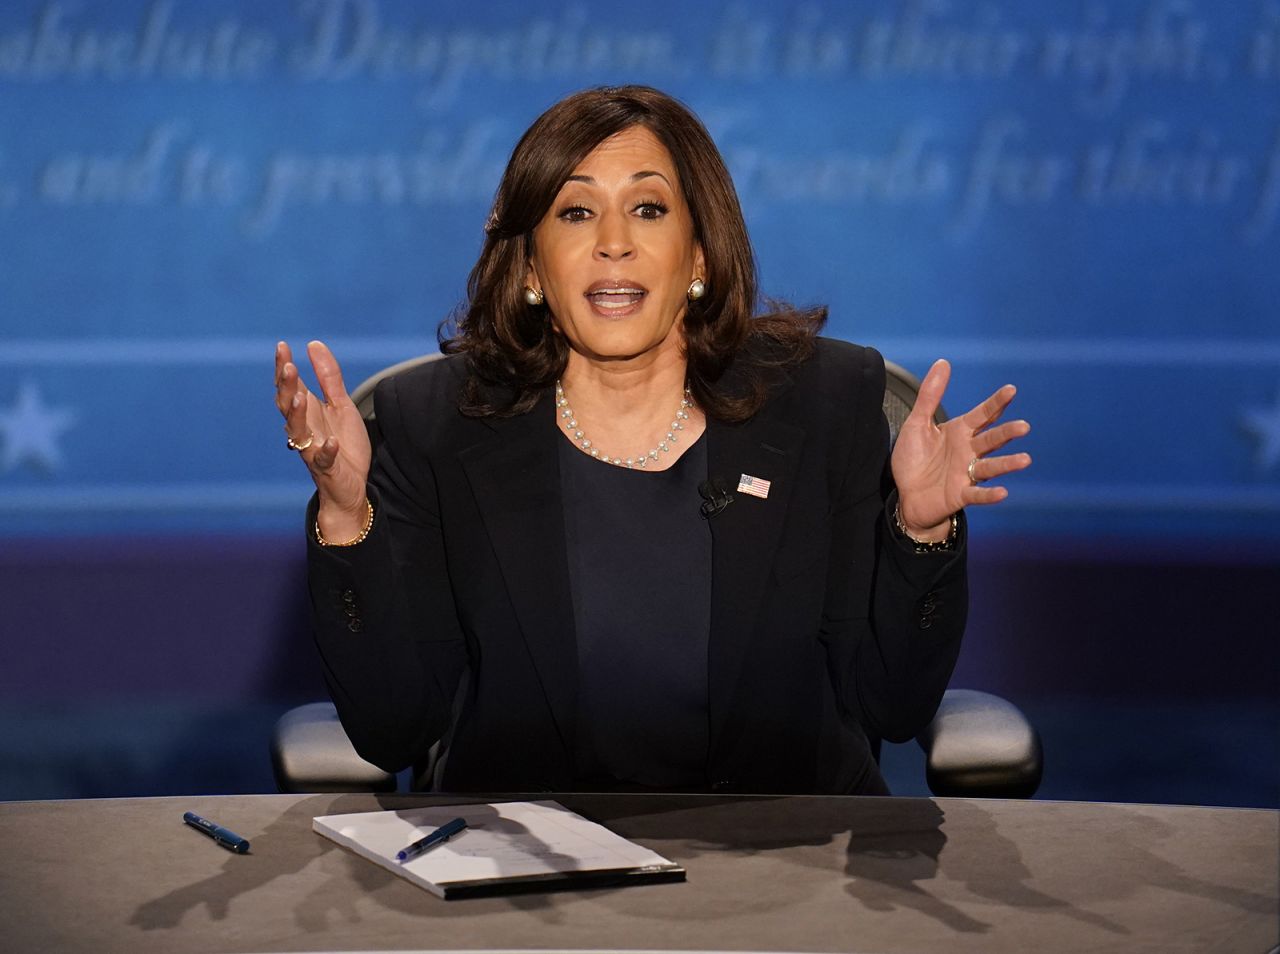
[{"x1": 441, "y1": 85, "x2": 824, "y2": 421}]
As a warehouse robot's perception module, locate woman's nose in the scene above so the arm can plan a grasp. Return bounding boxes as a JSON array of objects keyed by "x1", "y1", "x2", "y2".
[{"x1": 593, "y1": 212, "x2": 634, "y2": 260}]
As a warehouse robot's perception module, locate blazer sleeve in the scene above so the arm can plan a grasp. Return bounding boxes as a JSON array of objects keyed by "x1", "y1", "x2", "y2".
[
  {"x1": 306, "y1": 372, "x2": 469, "y2": 773},
  {"x1": 818, "y1": 346, "x2": 967, "y2": 743}
]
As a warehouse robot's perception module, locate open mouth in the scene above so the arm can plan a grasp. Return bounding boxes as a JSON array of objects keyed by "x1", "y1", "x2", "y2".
[{"x1": 584, "y1": 282, "x2": 648, "y2": 313}]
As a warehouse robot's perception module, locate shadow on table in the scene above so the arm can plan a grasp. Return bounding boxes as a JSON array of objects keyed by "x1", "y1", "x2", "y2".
[
  {"x1": 127, "y1": 794, "x2": 577, "y2": 936},
  {"x1": 586, "y1": 795, "x2": 1275, "y2": 936},
  {"x1": 841, "y1": 800, "x2": 1125, "y2": 934},
  {"x1": 585, "y1": 796, "x2": 1054, "y2": 933},
  {"x1": 128, "y1": 793, "x2": 1277, "y2": 938}
]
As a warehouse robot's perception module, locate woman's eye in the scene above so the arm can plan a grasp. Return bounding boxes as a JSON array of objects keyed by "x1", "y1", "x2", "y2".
[
  {"x1": 558, "y1": 205, "x2": 592, "y2": 223},
  {"x1": 634, "y1": 202, "x2": 669, "y2": 220}
]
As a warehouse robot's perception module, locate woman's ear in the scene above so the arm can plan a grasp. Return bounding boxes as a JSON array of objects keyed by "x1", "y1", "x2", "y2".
[{"x1": 693, "y1": 244, "x2": 706, "y2": 283}]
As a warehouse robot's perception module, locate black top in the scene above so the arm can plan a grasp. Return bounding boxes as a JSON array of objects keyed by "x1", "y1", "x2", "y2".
[
  {"x1": 559, "y1": 433, "x2": 712, "y2": 788},
  {"x1": 307, "y1": 340, "x2": 967, "y2": 795}
]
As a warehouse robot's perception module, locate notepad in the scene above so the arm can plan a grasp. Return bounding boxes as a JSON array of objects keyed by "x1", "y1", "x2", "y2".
[{"x1": 313, "y1": 800, "x2": 685, "y2": 899}]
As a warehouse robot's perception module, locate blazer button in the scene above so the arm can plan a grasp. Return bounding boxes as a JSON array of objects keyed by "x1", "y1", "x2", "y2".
[
  {"x1": 918, "y1": 617, "x2": 933, "y2": 630},
  {"x1": 347, "y1": 618, "x2": 363, "y2": 633}
]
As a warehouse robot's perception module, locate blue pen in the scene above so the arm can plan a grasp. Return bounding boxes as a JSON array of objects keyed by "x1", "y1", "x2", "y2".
[
  {"x1": 397, "y1": 816, "x2": 467, "y2": 863},
  {"x1": 183, "y1": 811, "x2": 251, "y2": 854}
]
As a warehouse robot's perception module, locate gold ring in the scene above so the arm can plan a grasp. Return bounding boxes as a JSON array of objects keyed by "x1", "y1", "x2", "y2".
[
  {"x1": 967, "y1": 458, "x2": 980, "y2": 485},
  {"x1": 287, "y1": 432, "x2": 315, "y2": 452}
]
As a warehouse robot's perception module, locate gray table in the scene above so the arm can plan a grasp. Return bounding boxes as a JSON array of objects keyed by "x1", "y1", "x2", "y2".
[{"x1": 0, "y1": 792, "x2": 1275, "y2": 953}]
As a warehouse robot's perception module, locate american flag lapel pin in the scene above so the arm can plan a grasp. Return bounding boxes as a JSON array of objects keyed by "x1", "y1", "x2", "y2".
[{"x1": 737, "y1": 473, "x2": 771, "y2": 499}]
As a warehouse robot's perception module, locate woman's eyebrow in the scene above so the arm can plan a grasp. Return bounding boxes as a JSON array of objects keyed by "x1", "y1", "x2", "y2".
[
  {"x1": 564, "y1": 171, "x2": 674, "y2": 187},
  {"x1": 630, "y1": 170, "x2": 673, "y2": 186}
]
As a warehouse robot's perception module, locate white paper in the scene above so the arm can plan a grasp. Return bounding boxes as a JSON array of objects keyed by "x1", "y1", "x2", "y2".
[{"x1": 313, "y1": 800, "x2": 680, "y2": 898}]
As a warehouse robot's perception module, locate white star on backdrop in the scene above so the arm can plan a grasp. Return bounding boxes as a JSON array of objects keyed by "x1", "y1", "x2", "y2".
[
  {"x1": 1241, "y1": 391, "x2": 1280, "y2": 473},
  {"x1": 0, "y1": 381, "x2": 77, "y2": 473}
]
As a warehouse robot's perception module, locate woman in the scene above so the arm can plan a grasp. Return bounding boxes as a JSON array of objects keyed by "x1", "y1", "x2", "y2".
[{"x1": 273, "y1": 86, "x2": 1030, "y2": 795}]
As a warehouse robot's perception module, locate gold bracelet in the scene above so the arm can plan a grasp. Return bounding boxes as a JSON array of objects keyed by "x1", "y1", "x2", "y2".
[
  {"x1": 893, "y1": 501, "x2": 957, "y2": 553},
  {"x1": 316, "y1": 498, "x2": 374, "y2": 547}
]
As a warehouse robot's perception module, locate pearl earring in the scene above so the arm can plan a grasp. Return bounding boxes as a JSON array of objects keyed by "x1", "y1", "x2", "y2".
[
  {"x1": 687, "y1": 279, "x2": 706, "y2": 301},
  {"x1": 523, "y1": 286, "x2": 545, "y2": 306}
]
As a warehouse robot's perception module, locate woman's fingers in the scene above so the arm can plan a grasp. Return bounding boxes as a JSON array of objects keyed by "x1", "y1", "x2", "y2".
[
  {"x1": 310, "y1": 436, "x2": 341, "y2": 473},
  {"x1": 909, "y1": 358, "x2": 950, "y2": 425},
  {"x1": 283, "y1": 388, "x2": 342, "y2": 479},
  {"x1": 962, "y1": 383, "x2": 1017, "y2": 432},
  {"x1": 968, "y1": 452, "x2": 1032, "y2": 484},
  {"x1": 284, "y1": 383, "x2": 315, "y2": 449},
  {"x1": 973, "y1": 419, "x2": 1031, "y2": 456},
  {"x1": 276, "y1": 340, "x2": 364, "y2": 514},
  {"x1": 307, "y1": 340, "x2": 351, "y2": 408},
  {"x1": 961, "y1": 483, "x2": 1011, "y2": 507},
  {"x1": 275, "y1": 350, "x2": 298, "y2": 417},
  {"x1": 896, "y1": 363, "x2": 1032, "y2": 521}
]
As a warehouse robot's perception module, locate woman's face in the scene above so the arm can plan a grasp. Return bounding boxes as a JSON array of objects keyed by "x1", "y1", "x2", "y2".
[{"x1": 527, "y1": 126, "x2": 705, "y2": 365}]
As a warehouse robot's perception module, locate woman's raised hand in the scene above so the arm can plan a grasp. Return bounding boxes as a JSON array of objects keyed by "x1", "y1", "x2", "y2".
[
  {"x1": 274, "y1": 340, "x2": 372, "y2": 540},
  {"x1": 890, "y1": 359, "x2": 1032, "y2": 541}
]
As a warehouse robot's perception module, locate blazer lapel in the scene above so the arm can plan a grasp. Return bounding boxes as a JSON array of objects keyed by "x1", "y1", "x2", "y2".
[
  {"x1": 456, "y1": 395, "x2": 577, "y2": 754},
  {"x1": 705, "y1": 399, "x2": 806, "y2": 755}
]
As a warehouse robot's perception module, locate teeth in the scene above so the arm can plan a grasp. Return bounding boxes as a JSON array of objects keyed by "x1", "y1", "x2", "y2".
[{"x1": 587, "y1": 288, "x2": 645, "y2": 310}]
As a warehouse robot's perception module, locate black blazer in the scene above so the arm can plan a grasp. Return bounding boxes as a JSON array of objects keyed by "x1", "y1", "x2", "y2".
[{"x1": 308, "y1": 337, "x2": 967, "y2": 795}]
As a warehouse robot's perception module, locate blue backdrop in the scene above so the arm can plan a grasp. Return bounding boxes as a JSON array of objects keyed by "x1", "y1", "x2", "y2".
[
  {"x1": 2, "y1": 0, "x2": 1277, "y2": 540},
  {"x1": 2, "y1": 2, "x2": 1278, "y2": 807}
]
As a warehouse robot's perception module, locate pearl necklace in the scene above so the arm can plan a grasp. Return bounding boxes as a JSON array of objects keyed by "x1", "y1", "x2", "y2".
[{"x1": 555, "y1": 380, "x2": 693, "y2": 469}]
